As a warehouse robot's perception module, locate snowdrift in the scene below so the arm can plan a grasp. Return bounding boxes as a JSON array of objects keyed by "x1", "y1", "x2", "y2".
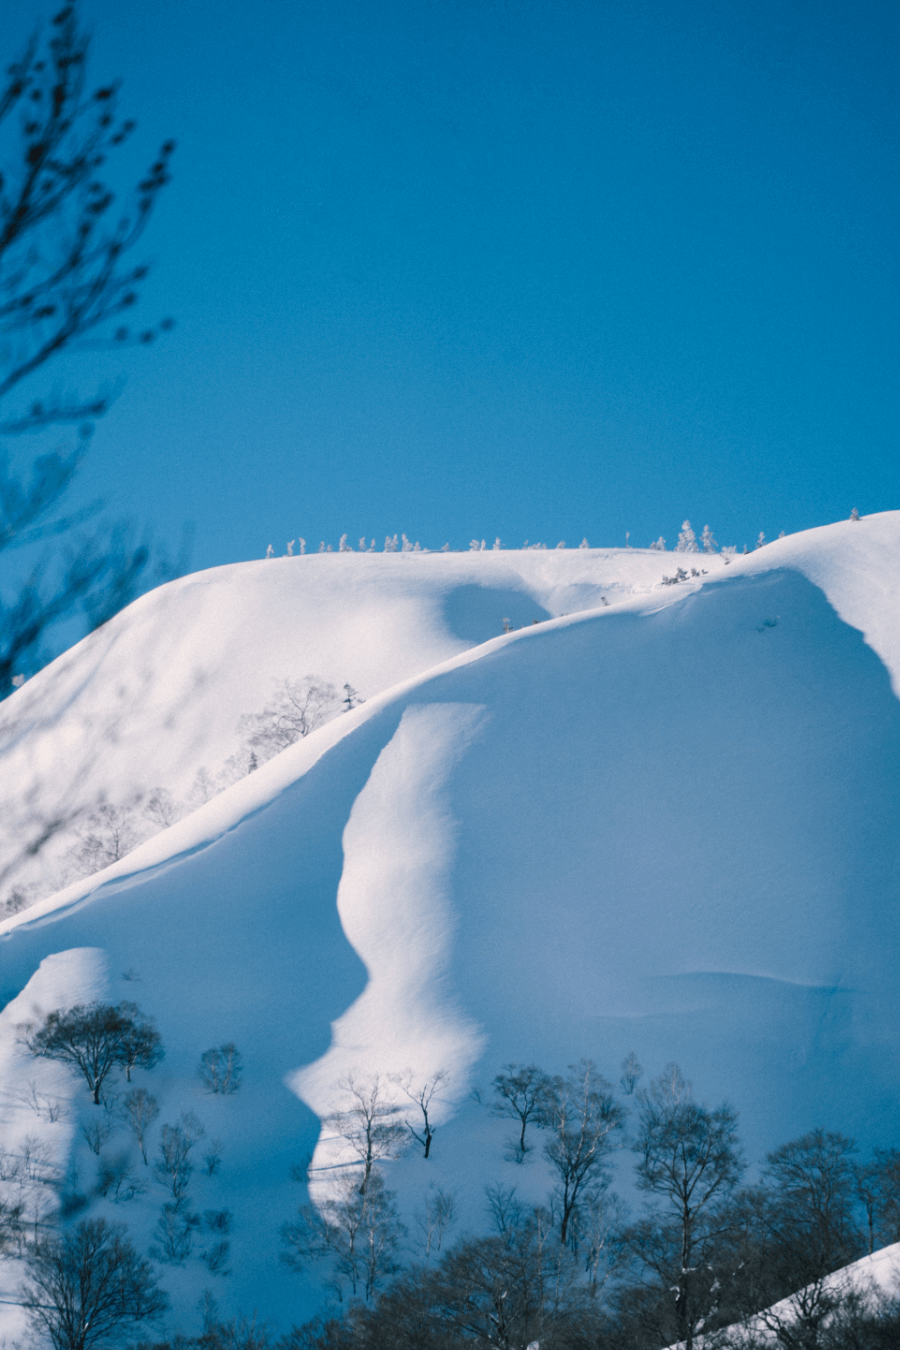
[{"x1": 1, "y1": 515, "x2": 899, "y2": 1334}]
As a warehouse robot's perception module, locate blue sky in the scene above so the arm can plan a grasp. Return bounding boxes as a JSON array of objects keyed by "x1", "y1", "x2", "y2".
[{"x1": 2, "y1": 0, "x2": 898, "y2": 566}]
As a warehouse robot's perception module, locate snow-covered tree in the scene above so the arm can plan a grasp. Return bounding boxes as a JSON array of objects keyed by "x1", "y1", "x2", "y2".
[
  {"x1": 143, "y1": 788, "x2": 184, "y2": 830},
  {"x1": 66, "y1": 804, "x2": 147, "y2": 880},
  {"x1": 343, "y1": 684, "x2": 364, "y2": 711},
  {"x1": 700, "y1": 525, "x2": 717, "y2": 553},
  {"x1": 189, "y1": 767, "x2": 218, "y2": 805},
  {"x1": 237, "y1": 676, "x2": 342, "y2": 764},
  {"x1": 675, "y1": 521, "x2": 698, "y2": 553}
]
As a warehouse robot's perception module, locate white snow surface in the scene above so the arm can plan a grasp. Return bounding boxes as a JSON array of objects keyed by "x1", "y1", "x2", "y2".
[
  {"x1": 0, "y1": 543, "x2": 669, "y2": 898},
  {"x1": 667, "y1": 1241, "x2": 900, "y2": 1348},
  {"x1": 1, "y1": 515, "x2": 900, "y2": 1334}
]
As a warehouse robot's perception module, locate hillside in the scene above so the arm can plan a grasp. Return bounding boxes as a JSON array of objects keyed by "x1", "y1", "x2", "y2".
[
  {"x1": 1, "y1": 515, "x2": 899, "y2": 1338},
  {"x1": 0, "y1": 543, "x2": 679, "y2": 904}
]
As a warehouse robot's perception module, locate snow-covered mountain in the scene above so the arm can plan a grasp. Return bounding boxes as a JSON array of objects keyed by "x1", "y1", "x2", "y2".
[{"x1": 1, "y1": 515, "x2": 899, "y2": 1337}]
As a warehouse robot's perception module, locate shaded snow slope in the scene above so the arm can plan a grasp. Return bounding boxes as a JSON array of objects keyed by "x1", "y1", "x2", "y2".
[{"x1": 1, "y1": 514, "x2": 899, "y2": 1334}]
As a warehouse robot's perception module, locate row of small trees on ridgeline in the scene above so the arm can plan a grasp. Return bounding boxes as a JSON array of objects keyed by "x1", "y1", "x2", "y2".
[
  {"x1": 275, "y1": 1059, "x2": 900, "y2": 1350},
  {"x1": 264, "y1": 528, "x2": 740, "y2": 556},
  {"x1": 265, "y1": 512, "x2": 866, "y2": 563},
  {"x1": 2, "y1": 674, "x2": 364, "y2": 918},
  {"x1": 266, "y1": 517, "x2": 869, "y2": 559}
]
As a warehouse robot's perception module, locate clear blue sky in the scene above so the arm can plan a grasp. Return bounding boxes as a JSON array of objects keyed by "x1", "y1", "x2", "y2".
[{"x1": 2, "y1": 0, "x2": 898, "y2": 565}]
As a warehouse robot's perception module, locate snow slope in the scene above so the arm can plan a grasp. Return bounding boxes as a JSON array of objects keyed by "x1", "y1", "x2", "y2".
[
  {"x1": 667, "y1": 1241, "x2": 900, "y2": 1348},
  {"x1": 0, "y1": 544, "x2": 677, "y2": 898},
  {"x1": 1, "y1": 515, "x2": 900, "y2": 1336}
]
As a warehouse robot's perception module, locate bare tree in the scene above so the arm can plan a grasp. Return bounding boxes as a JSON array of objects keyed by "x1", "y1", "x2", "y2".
[
  {"x1": 117, "y1": 1001, "x2": 163, "y2": 1081},
  {"x1": 204, "y1": 1138, "x2": 224, "y2": 1176},
  {"x1": 95, "y1": 1154, "x2": 146, "y2": 1203},
  {"x1": 25, "y1": 1000, "x2": 163, "y2": 1104},
  {"x1": 281, "y1": 1173, "x2": 405, "y2": 1303},
  {"x1": 619, "y1": 1050, "x2": 643, "y2": 1096},
  {"x1": 0, "y1": 1163, "x2": 23, "y2": 1255},
  {"x1": 727, "y1": 1126, "x2": 867, "y2": 1345},
  {"x1": 428, "y1": 1203, "x2": 585, "y2": 1350},
  {"x1": 0, "y1": 3, "x2": 176, "y2": 702},
  {"x1": 121, "y1": 1086, "x2": 158, "y2": 1163},
  {"x1": 189, "y1": 766, "x2": 219, "y2": 805},
  {"x1": 63, "y1": 802, "x2": 147, "y2": 880},
  {"x1": 20, "y1": 1217, "x2": 167, "y2": 1350},
  {"x1": 761, "y1": 1129, "x2": 862, "y2": 1279},
  {"x1": 856, "y1": 1147, "x2": 900, "y2": 1254},
  {"x1": 142, "y1": 787, "x2": 185, "y2": 830},
  {"x1": 542, "y1": 1059, "x2": 626, "y2": 1246},
  {"x1": 390, "y1": 1068, "x2": 448, "y2": 1158},
  {"x1": 490, "y1": 1062, "x2": 553, "y2": 1162},
  {"x1": 80, "y1": 1114, "x2": 113, "y2": 1156},
  {"x1": 631, "y1": 1063, "x2": 745, "y2": 1350},
  {"x1": 198, "y1": 1042, "x2": 243, "y2": 1094},
  {"x1": 3, "y1": 882, "x2": 39, "y2": 915},
  {"x1": 325, "y1": 1071, "x2": 408, "y2": 1194},
  {"x1": 237, "y1": 676, "x2": 342, "y2": 763},
  {"x1": 197, "y1": 1308, "x2": 273, "y2": 1349},
  {"x1": 151, "y1": 1199, "x2": 200, "y2": 1264},
  {"x1": 415, "y1": 1185, "x2": 458, "y2": 1259},
  {"x1": 155, "y1": 1110, "x2": 205, "y2": 1200}
]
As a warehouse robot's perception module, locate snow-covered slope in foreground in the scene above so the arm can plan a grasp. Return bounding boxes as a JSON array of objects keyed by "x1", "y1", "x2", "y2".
[
  {"x1": 1, "y1": 514, "x2": 900, "y2": 1335},
  {"x1": 669, "y1": 1241, "x2": 900, "y2": 1348}
]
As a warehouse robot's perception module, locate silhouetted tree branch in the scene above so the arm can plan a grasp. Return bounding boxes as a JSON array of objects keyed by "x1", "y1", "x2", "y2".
[{"x1": 0, "y1": 1, "x2": 177, "y2": 701}]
